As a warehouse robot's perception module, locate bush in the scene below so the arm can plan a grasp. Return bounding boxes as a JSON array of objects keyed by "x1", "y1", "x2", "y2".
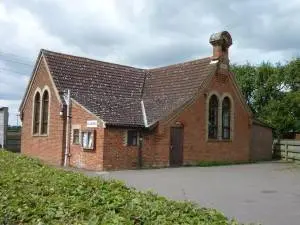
[{"x1": 0, "y1": 151, "x2": 240, "y2": 225}]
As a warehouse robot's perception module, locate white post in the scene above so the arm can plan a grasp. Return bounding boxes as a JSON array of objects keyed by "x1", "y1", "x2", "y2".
[
  {"x1": 285, "y1": 144, "x2": 288, "y2": 161},
  {"x1": 63, "y1": 90, "x2": 71, "y2": 167}
]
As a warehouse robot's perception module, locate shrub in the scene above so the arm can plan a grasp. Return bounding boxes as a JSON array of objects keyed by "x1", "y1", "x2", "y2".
[{"x1": 0, "y1": 151, "x2": 240, "y2": 225}]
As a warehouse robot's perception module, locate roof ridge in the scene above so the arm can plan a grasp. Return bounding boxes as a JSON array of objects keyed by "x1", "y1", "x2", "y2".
[
  {"x1": 41, "y1": 49, "x2": 211, "y2": 71},
  {"x1": 41, "y1": 49, "x2": 145, "y2": 71},
  {"x1": 147, "y1": 57, "x2": 211, "y2": 71}
]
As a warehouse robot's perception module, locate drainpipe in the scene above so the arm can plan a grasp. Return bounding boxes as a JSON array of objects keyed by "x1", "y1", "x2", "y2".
[
  {"x1": 63, "y1": 89, "x2": 71, "y2": 167},
  {"x1": 138, "y1": 129, "x2": 143, "y2": 168}
]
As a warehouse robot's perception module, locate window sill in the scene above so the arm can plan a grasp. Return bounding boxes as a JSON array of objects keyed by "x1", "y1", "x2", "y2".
[
  {"x1": 32, "y1": 134, "x2": 48, "y2": 137},
  {"x1": 207, "y1": 139, "x2": 232, "y2": 143},
  {"x1": 82, "y1": 148, "x2": 95, "y2": 151},
  {"x1": 207, "y1": 139, "x2": 219, "y2": 142},
  {"x1": 221, "y1": 139, "x2": 232, "y2": 142}
]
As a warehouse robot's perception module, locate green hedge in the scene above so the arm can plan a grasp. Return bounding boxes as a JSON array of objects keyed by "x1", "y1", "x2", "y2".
[{"x1": 0, "y1": 151, "x2": 239, "y2": 225}]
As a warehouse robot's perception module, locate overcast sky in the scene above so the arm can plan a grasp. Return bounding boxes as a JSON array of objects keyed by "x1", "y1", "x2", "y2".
[{"x1": 1, "y1": 0, "x2": 300, "y2": 125}]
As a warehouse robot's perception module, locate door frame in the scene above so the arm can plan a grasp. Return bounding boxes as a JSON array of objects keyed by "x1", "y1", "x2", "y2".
[{"x1": 169, "y1": 125, "x2": 184, "y2": 167}]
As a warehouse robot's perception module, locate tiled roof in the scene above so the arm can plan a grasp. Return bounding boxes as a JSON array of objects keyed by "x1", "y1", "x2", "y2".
[
  {"x1": 144, "y1": 58, "x2": 214, "y2": 125},
  {"x1": 42, "y1": 49, "x2": 215, "y2": 127}
]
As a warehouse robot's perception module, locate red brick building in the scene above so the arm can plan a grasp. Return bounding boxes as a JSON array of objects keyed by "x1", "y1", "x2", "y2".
[{"x1": 19, "y1": 31, "x2": 272, "y2": 170}]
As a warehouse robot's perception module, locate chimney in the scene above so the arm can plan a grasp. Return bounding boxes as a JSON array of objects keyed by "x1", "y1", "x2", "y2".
[{"x1": 209, "y1": 31, "x2": 232, "y2": 64}]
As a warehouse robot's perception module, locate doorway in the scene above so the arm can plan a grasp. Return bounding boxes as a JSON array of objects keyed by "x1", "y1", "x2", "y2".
[{"x1": 169, "y1": 127, "x2": 184, "y2": 166}]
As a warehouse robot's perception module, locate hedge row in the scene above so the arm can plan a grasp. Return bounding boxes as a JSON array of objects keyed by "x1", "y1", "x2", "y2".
[{"x1": 0, "y1": 151, "x2": 239, "y2": 224}]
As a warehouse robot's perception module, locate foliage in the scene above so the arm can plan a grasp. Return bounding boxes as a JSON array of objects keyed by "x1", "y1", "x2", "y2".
[
  {"x1": 232, "y1": 58, "x2": 300, "y2": 137},
  {"x1": 0, "y1": 151, "x2": 240, "y2": 225}
]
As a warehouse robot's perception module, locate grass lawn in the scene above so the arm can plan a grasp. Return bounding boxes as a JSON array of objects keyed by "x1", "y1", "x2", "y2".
[{"x1": 0, "y1": 151, "x2": 241, "y2": 225}]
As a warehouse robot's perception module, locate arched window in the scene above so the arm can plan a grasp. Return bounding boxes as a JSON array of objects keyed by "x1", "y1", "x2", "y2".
[
  {"x1": 33, "y1": 92, "x2": 40, "y2": 134},
  {"x1": 222, "y1": 97, "x2": 231, "y2": 139},
  {"x1": 41, "y1": 90, "x2": 49, "y2": 134},
  {"x1": 208, "y1": 95, "x2": 219, "y2": 139}
]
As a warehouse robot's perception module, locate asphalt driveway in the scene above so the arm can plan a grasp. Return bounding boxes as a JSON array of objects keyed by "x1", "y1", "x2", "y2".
[{"x1": 88, "y1": 162, "x2": 300, "y2": 225}]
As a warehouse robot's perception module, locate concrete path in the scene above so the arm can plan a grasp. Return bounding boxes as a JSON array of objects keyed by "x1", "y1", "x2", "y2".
[{"x1": 86, "y1": 162, "x2": 300, "y2": 225}]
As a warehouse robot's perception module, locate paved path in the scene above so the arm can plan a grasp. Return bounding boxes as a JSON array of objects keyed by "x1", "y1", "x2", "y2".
[{"x1": 86, "y1": 162, "x2": 300, "y2": 225}]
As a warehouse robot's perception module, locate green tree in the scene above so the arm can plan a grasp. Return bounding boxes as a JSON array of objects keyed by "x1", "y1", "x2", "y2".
[
  {"x1": 231, "y1": 63, "x2": 256, "y2": 107},
  {"x1": 231, "y1": 58, "x2": 300, "y2": 137},
  {"x1": 283, "y1": 58, "x2": 300, "y2": 91}
]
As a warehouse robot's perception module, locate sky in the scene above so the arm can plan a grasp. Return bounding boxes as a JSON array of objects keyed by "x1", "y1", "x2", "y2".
[{"x1": 1, "y1": 0, "x2": 300, "y2": 125}]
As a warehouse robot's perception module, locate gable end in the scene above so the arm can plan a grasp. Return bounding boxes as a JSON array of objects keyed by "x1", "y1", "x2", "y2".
[{"x1": 19, "y1": 51, "x2": 62, "y2": 113}]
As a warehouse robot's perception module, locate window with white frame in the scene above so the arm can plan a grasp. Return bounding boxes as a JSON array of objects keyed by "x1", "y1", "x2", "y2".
[
  {"x1": 81, "y1": 130, "x2": 94, "y2": 150},
  {"x1": 73, "y1": 129, "x2": 80, "y2": 144}
]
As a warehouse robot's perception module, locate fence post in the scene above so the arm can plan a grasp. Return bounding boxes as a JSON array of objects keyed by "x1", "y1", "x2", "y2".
[{"x1": 285, "y1": 144, "x2": 288, "y2": 161}]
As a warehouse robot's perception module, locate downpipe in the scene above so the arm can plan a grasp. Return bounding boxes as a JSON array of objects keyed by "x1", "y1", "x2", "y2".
[{"x1": 63, "y1": 89, "x2": 71, "y2": 167}]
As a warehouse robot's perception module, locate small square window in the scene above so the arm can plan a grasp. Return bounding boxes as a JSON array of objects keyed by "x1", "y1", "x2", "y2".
[
  {"x1": 127, "y1": 130, "x2": 138, "y2": 146},
  {"x1": 81, "y1": 130, "x2": 94, "y2": 150},
  {"x1": 73, "y1": 129, "x2": 80, "y2": 145}
]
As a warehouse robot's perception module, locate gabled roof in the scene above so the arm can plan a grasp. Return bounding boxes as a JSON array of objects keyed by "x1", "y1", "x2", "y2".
[
  {"x1": 143, "y1": 58, "x2": 214, "y2": 125},
  {"x1": 43, "y1": 50, "x2": 146, "y2": 126},
  {"x1": 23, "y1": 49, "x2": 216, "y2": 127}
]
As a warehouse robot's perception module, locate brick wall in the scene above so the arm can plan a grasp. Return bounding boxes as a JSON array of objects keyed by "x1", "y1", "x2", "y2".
[
  {"x1": 21, "y1": 59, "x2": 252, "y2": 171},
  {"x1": 103, "y1": 128, "x2": 140, "y2": 170},
  {"x1": 68, "y1": 102, "x2": 104, "y2": 171},
  {"x1": 153, "y1": 72, "x2": 251, "y2": 166},
  {"x1": 100, "y1": 70, "x2": 252, "y2": 170},
  {"x1": 21, "y1": 57, "x2": 65, "y2": 165},
  {"x1": 250, "y1": 124, "x2": 273, "y2": 161}
]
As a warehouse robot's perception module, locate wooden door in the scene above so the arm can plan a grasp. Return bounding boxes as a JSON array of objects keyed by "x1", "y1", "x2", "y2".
[{"x1": 170, "y1": 127, "x2": 183, "y2": 166}]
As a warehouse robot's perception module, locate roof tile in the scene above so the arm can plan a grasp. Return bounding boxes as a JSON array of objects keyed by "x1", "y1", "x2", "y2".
[{"x1": 42, "y1": 49, "x2": 214, "y2": 127}]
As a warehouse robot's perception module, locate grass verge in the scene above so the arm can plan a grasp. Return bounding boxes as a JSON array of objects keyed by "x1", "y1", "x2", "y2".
[{"x1": 0, "y1": 150, "x2": 241, "y2": 225}]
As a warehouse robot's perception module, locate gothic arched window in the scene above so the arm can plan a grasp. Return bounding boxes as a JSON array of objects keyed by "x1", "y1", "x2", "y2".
[
  {"x1": 208, "y1": 95, "x2": 219, "y2": 139},
  {"x1": 33, "y1": 92, "x2": 41, "y2": 134},
  {"x1": 222, "y1": 97, "x2": 231, "y2": 139},
  {"x1": 41, "y1": 90, "x2": 49, "y2": 134}
]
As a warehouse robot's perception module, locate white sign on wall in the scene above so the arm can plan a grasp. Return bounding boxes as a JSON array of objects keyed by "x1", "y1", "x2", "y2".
[{"x1": 87, "y1": 120, "x2": 98, "y2": 128}]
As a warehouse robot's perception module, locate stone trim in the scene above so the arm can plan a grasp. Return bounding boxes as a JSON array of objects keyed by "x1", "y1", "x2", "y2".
[
  {"x1": 32, "y1": 88, "x2": 42, "y2": 136},
  {"x1": 206, "y1": 92, "x2": 234, "y2": 141},
  {"x1": 41, "y1": 86, "x2": 51, "y2": 136},
  {"x1": 206, "y1": 91, "x2": 221, "y2": 141}
]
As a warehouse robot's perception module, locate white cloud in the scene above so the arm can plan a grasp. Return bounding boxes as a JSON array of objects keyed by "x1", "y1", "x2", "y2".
[{"x1": 1, "y1": 0, "x2": 300, "y2": 124}]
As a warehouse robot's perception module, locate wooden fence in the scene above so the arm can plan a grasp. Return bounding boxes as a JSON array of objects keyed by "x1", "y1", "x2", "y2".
[
  {"x1": 273, "y1": 139, "x2": 300, "y2": 161},
  {"x1": 6, "y1": 131, "x2": 21, "y2": 153}
]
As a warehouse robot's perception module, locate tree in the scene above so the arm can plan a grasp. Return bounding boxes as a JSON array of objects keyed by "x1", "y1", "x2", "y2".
[
  {"x1": 231, "y1": 63, "x2": 256, "y2": 108},
  {"x1": 231, "y1": 58, "x2": 300, "y2": 137}
]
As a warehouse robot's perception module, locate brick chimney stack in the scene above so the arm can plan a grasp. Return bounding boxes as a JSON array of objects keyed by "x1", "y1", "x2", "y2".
[{"x1": 209, "y1": 31, "x2": 232, "y2": 64}]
